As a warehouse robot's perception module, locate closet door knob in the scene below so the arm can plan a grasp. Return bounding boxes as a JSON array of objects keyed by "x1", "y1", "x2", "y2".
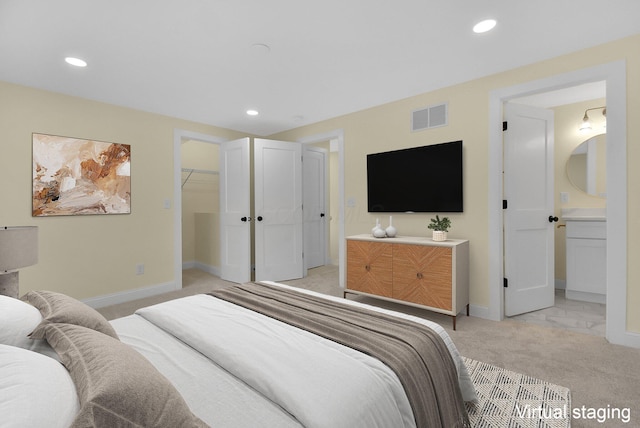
[
  {"x1": 241, "y1": 217, "x2": 248, "y2": 222},
  {"x1": 257, "y1": 216, "x2": 263, "y2": 222},
  {"x1": 548, "y1": 215, "x2": 559, "y2": 223}
]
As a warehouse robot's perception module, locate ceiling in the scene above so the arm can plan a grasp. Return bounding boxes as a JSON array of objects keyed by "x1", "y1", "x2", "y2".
[{"x1": 1, "y1": 1, "x2": 639, "y2": 136}]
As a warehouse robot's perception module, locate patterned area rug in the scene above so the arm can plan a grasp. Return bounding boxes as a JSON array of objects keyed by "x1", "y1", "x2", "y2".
[{"x1": 463, "y1": 357, "x2": 571, "y2": 428}]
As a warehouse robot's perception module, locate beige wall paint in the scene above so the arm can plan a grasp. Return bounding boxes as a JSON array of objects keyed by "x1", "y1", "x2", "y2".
[
  {"x1": 0, "y1": 81, "x2": 244, "y2": 299},
  {"x1": 271, "y1": 34, "x2": 640, "y2": 333}
]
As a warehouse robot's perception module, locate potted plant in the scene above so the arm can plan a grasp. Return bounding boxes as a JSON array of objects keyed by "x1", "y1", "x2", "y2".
[{"x1": 428, "y1": 215, "x2": 451, "y2": 241}]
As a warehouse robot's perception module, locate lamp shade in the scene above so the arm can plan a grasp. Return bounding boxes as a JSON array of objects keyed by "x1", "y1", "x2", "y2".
[{"x1": 0, "y1": 226, "x2": 38, "y2": 271}]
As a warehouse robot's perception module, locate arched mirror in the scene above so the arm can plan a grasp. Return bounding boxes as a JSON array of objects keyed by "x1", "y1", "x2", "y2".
[{"x1": 566, "y1": 133, "x2": 606, "y2": 198}]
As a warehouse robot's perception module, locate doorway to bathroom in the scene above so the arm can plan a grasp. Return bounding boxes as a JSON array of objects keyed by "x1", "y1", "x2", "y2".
[{"x1": 503, "y1": 82, "x2": 607, "y2": 337}]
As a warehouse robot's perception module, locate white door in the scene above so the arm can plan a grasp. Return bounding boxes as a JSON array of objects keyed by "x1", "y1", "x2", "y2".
[
  {"x1": 254, "y1": 139, "x2": 304, "y2": 282},
  {"x1": 219, "y1": 138, "x2": 251, "y2": 283},
  {"x1": 303, "y1": 146, "x2": 328, "y2": 269},
  {"x1": 504, "y1": 103, "x2": 555, "y2": 316}
]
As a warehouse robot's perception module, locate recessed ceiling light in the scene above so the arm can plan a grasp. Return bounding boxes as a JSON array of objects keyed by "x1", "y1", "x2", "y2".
[
  {"x1": 65, "y1": 57, "x2": 87, "y2": 67},
  {"x1": 246, "y1": 109, "x2": 259, "y2": 116},
  {"x1": 251, "y1": 43, "x2": 271, "y2": 54},
  {"x1": 473, "y1": 19, "x2": 497, "y2": 34}
]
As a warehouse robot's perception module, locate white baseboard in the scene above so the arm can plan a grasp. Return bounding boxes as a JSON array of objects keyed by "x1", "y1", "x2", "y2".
[
  {"x1": 83, "y1": 262, "x2": 220, "y2": 309},
  {"x1": 82, "y1": 281, "x2": 179, "y2": 309},
  {"x1": 566, "y1": 289, "x2": 606, "y2": 304},
  {"x1": 619, "y1": 331, "x2": 640, "y2": 349},
  {"x1": 469, "y1": 304, "x2": 490, "y2": 320},
  {"x1": 192, "y1": 262, "x2": 221, "y2": 277},
  {"x1": 183, "y1": 261, "x2": 220, "y2": 277}
]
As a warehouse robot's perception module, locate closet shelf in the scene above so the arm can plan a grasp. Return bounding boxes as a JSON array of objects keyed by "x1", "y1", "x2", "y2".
[{"x1": 181, "y1": 168, "x2": 219, "y2": 188}]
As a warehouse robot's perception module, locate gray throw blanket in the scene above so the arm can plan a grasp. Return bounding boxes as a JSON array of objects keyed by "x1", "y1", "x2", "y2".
[{"x1": 210, "y1": 283, "x2": 470, "y2": 428}]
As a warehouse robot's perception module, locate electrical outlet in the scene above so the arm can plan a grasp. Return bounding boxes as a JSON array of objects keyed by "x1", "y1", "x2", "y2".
[
  {"x1": 560, "y1": 192, "x2": 569, "y2": 204},
  {"x1": 136, "y1": 264, "x2": 144, "y2": 275}
]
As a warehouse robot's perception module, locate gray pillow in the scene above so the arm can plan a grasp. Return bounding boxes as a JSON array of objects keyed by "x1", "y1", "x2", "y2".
[
  {"x1": 32, "y1": 322, "x2": 208, "y2": 428},
  {"x1": 21, "y1": 290, "x2": 119, "y2": 339}
]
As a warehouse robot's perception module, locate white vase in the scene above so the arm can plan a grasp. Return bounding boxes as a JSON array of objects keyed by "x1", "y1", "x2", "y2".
[
  {"x1": 432, "y1": 230, "x2": 447, "y2": 241},
  {"x1": 372, "y1": 218, "x2": 384, "y2": 237},
  {"x1": 373, "y1": 228, "x2": 387, "y2": 238},
  {"x1": 385, "y1": 215, "x2": 397, "y2": 238}
]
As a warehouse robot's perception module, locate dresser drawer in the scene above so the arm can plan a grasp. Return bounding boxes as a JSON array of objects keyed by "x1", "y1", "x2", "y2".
[{"x1": 345, "y1": 235, "x2": 469, "y2": 330}]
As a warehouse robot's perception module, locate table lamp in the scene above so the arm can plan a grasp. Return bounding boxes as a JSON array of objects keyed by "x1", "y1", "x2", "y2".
[{"x1": 0, "y1": 226, "x2": 38, "y2": 298}]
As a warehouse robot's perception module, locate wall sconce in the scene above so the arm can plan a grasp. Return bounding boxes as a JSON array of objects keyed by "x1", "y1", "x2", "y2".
[
  {"x1": 0, "y1": 226, "x2": 38, "y2": 298},
  {"x1": 580, "y1": 106, "x2": 606, "y2": 132}
]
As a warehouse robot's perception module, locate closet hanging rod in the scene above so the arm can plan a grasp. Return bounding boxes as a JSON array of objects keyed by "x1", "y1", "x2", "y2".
[
  {"x1": 181, "y1": 168, "x2": 219, "y2": 175},
  {"x1": 181, "y1": 168, "x2": 219, "y2": 188}
]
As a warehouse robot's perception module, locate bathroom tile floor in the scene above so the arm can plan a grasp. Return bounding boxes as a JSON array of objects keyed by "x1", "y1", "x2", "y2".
[{"x1": 509, "y1": 289, "x2": 606, "y2": 336}]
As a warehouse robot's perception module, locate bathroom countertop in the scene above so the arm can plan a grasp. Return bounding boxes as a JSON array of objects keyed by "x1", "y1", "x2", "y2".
[{"x1": 561, "y1": 207, "x2": 606, "y2": 221}]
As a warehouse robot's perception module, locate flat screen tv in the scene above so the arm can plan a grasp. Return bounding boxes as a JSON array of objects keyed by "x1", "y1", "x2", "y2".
[{"x1": 367, "y1": 140, "x2": 463, "y2": 213}]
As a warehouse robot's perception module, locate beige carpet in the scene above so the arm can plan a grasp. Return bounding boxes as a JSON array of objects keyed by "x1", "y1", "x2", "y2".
[{"x1": 98, "y1": 266, "x2": 640, "y2": 428}]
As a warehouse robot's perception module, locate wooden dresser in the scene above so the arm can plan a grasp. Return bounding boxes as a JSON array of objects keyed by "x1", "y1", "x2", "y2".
[{"x1": 345, "y1": 234, "x2": 469, "y2": 329}]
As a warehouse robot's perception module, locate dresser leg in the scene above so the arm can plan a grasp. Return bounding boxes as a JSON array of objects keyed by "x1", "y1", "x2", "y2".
[
  {"x1": 466, "y1": 303, "x2": 469, "y2": 316},
  {"x1": 452, "y1": 316, "x2": 457, "y2": 331}
]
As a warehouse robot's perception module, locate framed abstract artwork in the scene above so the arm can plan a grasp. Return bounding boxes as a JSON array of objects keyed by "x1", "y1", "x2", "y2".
[{"x1": 32, "y1": 133, "x2": 131, "y2": 216}]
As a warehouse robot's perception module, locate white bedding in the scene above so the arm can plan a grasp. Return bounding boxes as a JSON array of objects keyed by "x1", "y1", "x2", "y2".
[
  {"x1": 111, "y1": 281, "x2": 476, "y2": 428},
  {"x1": 264, "y1": 281, "x2": 476, "y2": 401},
  {"x1": 111, "y1": 314, "x2": 303, "y2": 428}
]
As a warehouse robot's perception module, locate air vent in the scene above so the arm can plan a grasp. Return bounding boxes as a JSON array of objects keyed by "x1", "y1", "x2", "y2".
[{"x1": 411, "y1": 103, "x2": 448, "y2": 132}]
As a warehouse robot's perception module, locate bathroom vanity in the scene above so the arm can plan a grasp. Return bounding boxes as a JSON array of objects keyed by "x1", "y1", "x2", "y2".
[{"x1": 563, "y1": 208, "x2": 606, "y2": 304}]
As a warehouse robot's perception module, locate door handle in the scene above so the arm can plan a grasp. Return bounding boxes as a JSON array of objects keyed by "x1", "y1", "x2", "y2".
[
  {"x1": 257, "y1": 216, "x2": 263, "y2": 222},
  {"x1": 241, "y1": 217, "x2": 248, "y2": 222},
  {"x1": 548, "y1": 215, "x2": 559, "y2": 223},
  {"x1": 320, "y1": 213, "x2": 325, "y2": 217}
]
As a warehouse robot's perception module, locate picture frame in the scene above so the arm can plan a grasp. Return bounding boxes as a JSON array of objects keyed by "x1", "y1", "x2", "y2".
[{"x1": 32, "y1": 133, "x2": 131, "y2": 216}]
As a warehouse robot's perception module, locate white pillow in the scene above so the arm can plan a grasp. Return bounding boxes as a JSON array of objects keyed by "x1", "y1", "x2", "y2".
[
  {"x1": 0, "y1": 344, "x2": 79, "y2": 428},
  {"x1": 0, "y1": 295, "x2": 58, "y2": 359}
]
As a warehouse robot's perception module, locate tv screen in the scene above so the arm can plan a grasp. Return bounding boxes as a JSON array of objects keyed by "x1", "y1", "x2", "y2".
[{"x1": 367, "y1": 140, "x2": 463, "y2": 213}]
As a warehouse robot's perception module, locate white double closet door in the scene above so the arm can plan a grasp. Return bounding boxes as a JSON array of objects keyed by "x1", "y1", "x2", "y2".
[{"x1": 219, "y1": 138, "x2": 327, "y2": 284}]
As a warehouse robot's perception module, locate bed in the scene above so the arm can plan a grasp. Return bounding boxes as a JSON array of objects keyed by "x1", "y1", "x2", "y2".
[{"x1": 1, "y1": 281, "x2": 476, "y2": 428}]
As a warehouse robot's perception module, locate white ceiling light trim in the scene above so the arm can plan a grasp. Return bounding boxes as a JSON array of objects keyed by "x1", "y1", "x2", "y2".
[
  {"x1": 246, "y1": 109, "x2": 259, "y2": 116},
  {"x1": 65, "y1": 57, "x2": 87, "y2": 67},
  {"x1": 473, "y1": 19, "x2": 497, "y2": 34},
  {"x1": 250, "y1": 43, "x2": 271, "y2": 54}
]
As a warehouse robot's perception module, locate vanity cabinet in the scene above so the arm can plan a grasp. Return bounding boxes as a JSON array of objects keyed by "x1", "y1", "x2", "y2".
[
  {"x1": 565, "y1": 220, "x2": 606, "y2": 303},
  {"x1": 345, "y1": 235, "x2": 469, "y2": 329}
]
